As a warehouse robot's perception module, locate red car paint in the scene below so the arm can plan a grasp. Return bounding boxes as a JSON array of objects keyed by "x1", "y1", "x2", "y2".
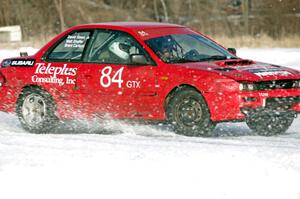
[{"x1": 1, "y1": 22, "x2": 300, "y2": 123}]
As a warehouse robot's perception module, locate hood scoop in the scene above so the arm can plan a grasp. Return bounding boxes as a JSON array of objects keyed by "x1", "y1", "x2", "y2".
[{"x1": 216, "y1": 59, "x2": 254, "y2": 67}]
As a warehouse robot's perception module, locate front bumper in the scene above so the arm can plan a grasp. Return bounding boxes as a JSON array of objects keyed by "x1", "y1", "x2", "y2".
[{"x1": 205, "y1": 88, "x2": 300, "y2": 122}]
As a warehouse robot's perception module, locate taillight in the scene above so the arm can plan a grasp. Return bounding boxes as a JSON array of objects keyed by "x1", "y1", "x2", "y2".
[{"x1": 0, "y1": 72, "x2": 5, "y2": 87}]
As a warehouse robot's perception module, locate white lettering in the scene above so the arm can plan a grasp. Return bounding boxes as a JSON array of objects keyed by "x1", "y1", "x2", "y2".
[
  {"x1": 254, "y1": 71, "x2": 292, "y2": 77},
  {"x1": 126, "y1": 81, "x2": 141, "y2": 88},
  {"x1": 99, "y1": 66, "x2": 141, "y2": 89},
  {"x1": 31, "y1": 75, "x2": 65, "y2": 86},
  {"x1": 100, "y1": 66, "x2": 124, "y2": 88},
  {"x1": 66, "y1": 77, "x2": 76, "y2": 84},
  {"x1": 34, "y1": 63, "x2": 77, "y2": 77},
  {"x1": 33, "y1": 63, "x2": 78, "y2": 86},
  {"x1": 11, "y1": 60, "x2": 34, "y2": 66}
]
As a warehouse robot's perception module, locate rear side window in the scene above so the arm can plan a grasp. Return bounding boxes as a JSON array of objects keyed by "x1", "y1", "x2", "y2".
[
  {"x1": 47, "y1": 31, "x2": 91, "y2": 61},
  {"x1": 87, "y1": 30, "x2": 154, "y2": 65}
]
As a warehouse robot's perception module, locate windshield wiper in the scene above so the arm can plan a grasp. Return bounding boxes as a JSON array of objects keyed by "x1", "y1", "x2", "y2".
[
  {"x1": 200, "y1": 55, "x2": 228, "y2": 61},
  {"x1": 169, "y1": 55, "x2": 237, "y2": 63},
  {"x1": 170, "y1": 58, "x2": 200, "y2": 63},
  {"x1": 201, "y1": 55, "x2": 238, "y2": 61}
]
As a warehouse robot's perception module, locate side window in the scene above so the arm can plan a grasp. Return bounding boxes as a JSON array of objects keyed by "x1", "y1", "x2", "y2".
[
  {"x1": 47, "y1": 31, "x2": 91, "y2": 61},
  {"x1": 87, "y1": 30, "x2": 115, "y2": 62},
  {"x1": 87, "y1": 30, "x2": 153, "y2": 65}
]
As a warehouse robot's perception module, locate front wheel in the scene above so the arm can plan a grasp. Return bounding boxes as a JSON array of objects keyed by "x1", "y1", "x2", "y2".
[
  {"x1": 16, "y1": 87, "x2": 59, "y2": 133},
  {"x1": 246, "y1": 111, "x2": 295, "y2": 136},
  {"x1": 166, "y1": 88, "x2": 215, "y2": 137}
]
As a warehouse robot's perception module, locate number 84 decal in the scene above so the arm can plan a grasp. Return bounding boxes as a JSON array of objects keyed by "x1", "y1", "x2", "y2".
[{"x1": 100, "y1": 66, "x2": 141, "y2": 88}]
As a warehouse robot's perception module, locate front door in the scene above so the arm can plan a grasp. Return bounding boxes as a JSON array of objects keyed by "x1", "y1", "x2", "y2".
[{"x1": 77, "y1": 29, "x2": 158, "y2": 118}]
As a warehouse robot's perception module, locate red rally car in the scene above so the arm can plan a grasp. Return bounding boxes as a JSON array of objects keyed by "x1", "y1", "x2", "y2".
[{"x1": 1, "y1": 22, "x2": 300, "y2": 136}]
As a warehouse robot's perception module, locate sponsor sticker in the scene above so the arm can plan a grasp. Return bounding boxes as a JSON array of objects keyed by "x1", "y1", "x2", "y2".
[
  {"x1": 248, "y1": 68, "x2": 292, "y2": 77},
  {"x1": 100, "y1": 66, "x2": 141, "y2": 89},
  {"x1": 32, "y1": 63, "x2": 77, "y2": 86},
  {"x1": 64, "y1": 34, "x2": 89, "y2": 48},
  {"x1": 137, "y1": 31, "x2": 149, "y2": 37},
  {"x1": 9, "y1": 59, "x2": 35, "y2": 67}
]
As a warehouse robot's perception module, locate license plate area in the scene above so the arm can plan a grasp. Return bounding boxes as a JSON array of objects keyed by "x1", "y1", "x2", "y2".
[{"x1": 266, "y1": 96, "x2": 300, "y2": 109}]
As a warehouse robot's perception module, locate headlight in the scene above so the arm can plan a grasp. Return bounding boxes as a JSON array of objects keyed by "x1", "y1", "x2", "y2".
[
  {"x1": 239, "y1": 83, "x2": 255, "y2": 91},
  {"x1": 213, "y1": 78, "x2": 240, "y2": 92}
]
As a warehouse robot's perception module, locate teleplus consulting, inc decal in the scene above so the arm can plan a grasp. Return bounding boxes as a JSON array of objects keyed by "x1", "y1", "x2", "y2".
[{"x1": 32, "y1": 63, "x2": 77, "y2": 86}]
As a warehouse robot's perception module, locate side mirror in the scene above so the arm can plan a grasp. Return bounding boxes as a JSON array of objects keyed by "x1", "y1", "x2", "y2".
[
  {"x1": 20, "y1": 52, "x2": 28, "y2": 57},
  {"x1": 227, "y1": 48, "x2": 237, "y2": 55},
  {"x1": 131, "y1": 54, "x2": 148, "y2": 65}
]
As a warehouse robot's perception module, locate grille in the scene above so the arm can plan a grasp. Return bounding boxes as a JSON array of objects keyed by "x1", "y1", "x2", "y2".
[{"x1": 254, "y1": 80, "x2": 299, "y2": 90}]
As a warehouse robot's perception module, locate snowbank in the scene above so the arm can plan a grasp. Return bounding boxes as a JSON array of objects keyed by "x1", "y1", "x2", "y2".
[{"x1": 238, "y1": 48, "x2": 300, "y2": 70}]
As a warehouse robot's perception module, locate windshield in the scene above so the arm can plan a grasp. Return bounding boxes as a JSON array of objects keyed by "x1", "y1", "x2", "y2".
[{"x1": 145, "y1": 34, "x2": 237, "y2": 63}]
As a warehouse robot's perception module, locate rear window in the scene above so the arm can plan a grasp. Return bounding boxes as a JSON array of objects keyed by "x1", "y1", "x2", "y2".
[{"x1": 47, "y1": 31, "x2": 91, "y2": 61}]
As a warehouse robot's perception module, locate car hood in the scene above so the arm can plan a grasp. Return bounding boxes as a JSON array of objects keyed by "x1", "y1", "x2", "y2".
[{"x1": 176, "y1": 59, "x2": 300, "y2": 82}]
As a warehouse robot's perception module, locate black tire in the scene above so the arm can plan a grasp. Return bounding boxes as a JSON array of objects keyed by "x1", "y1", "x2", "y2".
[
  {"x1": 16, "y1": 87, "x2": 59, "y2": 133},
  {"x1": 166, "y1": 88, "x2": 215, "y2": 137},
  {"x1": 246, "y1": 111, "x2": 295, "y2": 136}
]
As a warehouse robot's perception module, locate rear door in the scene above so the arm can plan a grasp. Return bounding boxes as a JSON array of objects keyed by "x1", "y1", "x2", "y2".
[{"x1": 39, "y1": 30, "x2": 93, "y2": 117}]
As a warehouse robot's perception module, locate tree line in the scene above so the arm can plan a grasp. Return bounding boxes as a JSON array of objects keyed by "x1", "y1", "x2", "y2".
[{"x1": 0, "y1": 0, "x2": 299, "y2": 40}]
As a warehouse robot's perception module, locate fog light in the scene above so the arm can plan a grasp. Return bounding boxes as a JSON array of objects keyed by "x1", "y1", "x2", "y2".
[{"x1": 243, "y1": 97, "x2": 257, "y2": 102}]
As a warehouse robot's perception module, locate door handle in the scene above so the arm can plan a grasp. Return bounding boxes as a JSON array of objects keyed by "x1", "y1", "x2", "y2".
[
  {"x1": 74, "y1": 74, "x2": 93, "y2": 90},
  {"x1": 84, "y1": 74, "x2": 92, "y2": 79}
]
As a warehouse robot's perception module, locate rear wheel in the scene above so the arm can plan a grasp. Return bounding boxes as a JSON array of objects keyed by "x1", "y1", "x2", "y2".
[
  {"x1": 16, "y1": 87, "x2": 59, "y2": 133},
  {"x1": 246, "y1": 111, "x2": 295, "y2": 136},
  {"x1": 166, "y1": 88, "x2": 215, "y2": 137}
]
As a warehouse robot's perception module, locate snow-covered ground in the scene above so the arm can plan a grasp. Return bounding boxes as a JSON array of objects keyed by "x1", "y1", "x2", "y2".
[
  {"x1": 238, "y1": 48, "x2": 300, "y2": 70},
  {"x1": 0, "y1": 48, "x2": 300, "y2": 199},
  {"x1": 0, "y1": 47, "x2": 37, "y2": 61}
]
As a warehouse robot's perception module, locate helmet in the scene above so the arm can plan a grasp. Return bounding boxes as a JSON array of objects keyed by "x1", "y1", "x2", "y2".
[
  {"x1": 157, "y1": 37, "x2": 174, "y2": 55},
  {"x1": 109, "y1": 41, "x2": 131, "y2": 60}
]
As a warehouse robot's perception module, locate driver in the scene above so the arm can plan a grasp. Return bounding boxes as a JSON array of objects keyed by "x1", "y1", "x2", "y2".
[
  {"x1": 160, "y1": 44, "x2": 173, "y2": 60},
  {"x1": 157, "y1": 37, "x2": 174, "y2": 62},
  {"x1": 108, "y1": 40, "x2": 131, "y2": 62}
]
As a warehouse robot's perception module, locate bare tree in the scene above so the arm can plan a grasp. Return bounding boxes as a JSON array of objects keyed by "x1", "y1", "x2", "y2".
[
  {"x1": 54, "y1": 0, "x2": 65, "y2": 32},
  {"x1": 187, "y1": 0, "x2": 192, "y2": 23},
  {"x1": 153, "y1": 0, "x2": 160, "y2": 21},
  {"x1": 160, "y1": 0, "x2": 169, "y2": 22}
]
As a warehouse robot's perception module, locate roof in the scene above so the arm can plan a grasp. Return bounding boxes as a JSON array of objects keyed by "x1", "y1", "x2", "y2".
[
  {"x1": 67, "y1": 21, "x2": 192, "y2": 40},
  {"x1": 82, "y1": 21, "x2": 185, "y2": 31}
]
